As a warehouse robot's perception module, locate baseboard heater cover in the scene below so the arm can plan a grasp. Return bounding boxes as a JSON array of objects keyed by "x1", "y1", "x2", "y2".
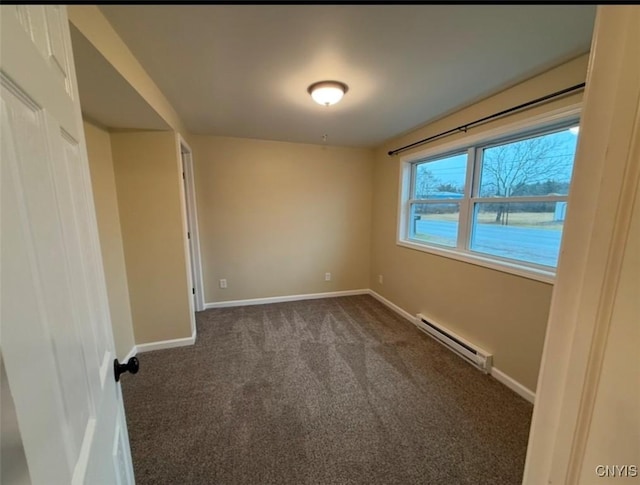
[{"x1": 416, "y1": 313, "x2": 493, "y2": 373}]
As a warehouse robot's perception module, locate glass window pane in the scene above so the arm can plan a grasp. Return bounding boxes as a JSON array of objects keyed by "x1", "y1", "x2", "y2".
[
  {"x1": 414, "y1": 153, "x2": 467, "y2": 199},
  {"x1": 479, "y1": 126, "x2": 579, "y2": 198},
  {"x1": 470, "y1": 202, "x2": 566, "y2": 267},
  {"x1": 411, "y1": 203, "x2": 460, "y2": 248}
]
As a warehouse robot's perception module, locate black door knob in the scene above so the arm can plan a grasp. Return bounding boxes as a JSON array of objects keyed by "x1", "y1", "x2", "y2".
[{"x1": 114, "y1": 356, "x2": 139, "y2": 382}]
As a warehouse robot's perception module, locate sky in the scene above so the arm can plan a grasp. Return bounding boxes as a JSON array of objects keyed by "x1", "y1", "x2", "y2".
[{"x1": 417, "y1": 125, "x2": 580, "y2": 191}]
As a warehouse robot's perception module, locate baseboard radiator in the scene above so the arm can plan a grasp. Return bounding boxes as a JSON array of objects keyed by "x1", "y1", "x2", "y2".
[{"x1": 415, "y1": 313, "x2": 493, "y2": 374}]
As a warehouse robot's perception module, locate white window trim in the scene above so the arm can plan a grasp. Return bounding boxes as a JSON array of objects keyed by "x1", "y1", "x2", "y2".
[{"x1": 396, "y1": 103, "x2": 582, "y2": 284}]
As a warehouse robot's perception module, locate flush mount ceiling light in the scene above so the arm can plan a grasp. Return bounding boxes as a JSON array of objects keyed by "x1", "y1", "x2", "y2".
[{"x1": 307, "y1": 80, "x2": 349, "y2": 106}]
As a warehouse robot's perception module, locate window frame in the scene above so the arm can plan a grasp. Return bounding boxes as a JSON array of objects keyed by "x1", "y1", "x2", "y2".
[{"x1": 397, "y1": 103, "x2": 582, "y2": 283}]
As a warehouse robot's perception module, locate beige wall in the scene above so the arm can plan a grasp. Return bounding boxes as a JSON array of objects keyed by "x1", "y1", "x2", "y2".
[
  {"x1": 190, "y1": 135, "x2": 373, "y2": 303},
  {"x1": 110, "y1": 131, "x2": 193, "y2": 343},
  {"x1": 370, "y1": 54, "x2": 590, "y2": 391},
  {"x1": 68, "y1": 6, "x2": 187, "y2": 135},
  {"x1": 84, "y1": 120, "x2": 136, "y2": 359},
  {"x1": 70, "y1": 7, "x2": 193, "y2": 346}
]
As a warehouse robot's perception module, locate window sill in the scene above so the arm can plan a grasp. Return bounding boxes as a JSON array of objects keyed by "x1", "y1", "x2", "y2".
[{"x1": 397, "y1": 239, "x2": 556, "y2": 284}]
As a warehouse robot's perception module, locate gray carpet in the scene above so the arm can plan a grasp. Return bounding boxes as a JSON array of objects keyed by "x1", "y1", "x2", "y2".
[{"x1": 121, "y1": 295, "x2": 532, "y2": 484}]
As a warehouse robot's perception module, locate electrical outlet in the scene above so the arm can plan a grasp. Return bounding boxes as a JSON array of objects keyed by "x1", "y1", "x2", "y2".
[
  {"x1": 378, "y1": 274, "x2": 384, "y2": 284},
  {"x1": 325, "y1": 272, "x2": 331, "y2": 281},
  {"x1": 219, "y1": 279, "x2": 227, "y2": 289}
]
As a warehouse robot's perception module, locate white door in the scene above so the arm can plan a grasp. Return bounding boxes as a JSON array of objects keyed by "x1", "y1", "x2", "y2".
[{"x1": 1, "y1": 6, "x2": 135, "y2": 484}]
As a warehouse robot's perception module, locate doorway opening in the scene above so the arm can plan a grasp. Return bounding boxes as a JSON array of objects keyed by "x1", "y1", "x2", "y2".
[{"x1": 179, "y1": 138, "x2": 205, "y2": 314}]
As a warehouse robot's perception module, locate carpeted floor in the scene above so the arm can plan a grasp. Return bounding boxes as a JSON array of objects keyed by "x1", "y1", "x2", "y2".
[{"x1": 121, "y1": 295, "x2": 532, "y2": 485}]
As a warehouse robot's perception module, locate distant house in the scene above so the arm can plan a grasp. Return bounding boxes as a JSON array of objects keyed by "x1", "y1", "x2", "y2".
[
  {"x1": 429, "y1": 191, "x2": 464, "y2": 199},
  {"x1": 554, "y1": 201, "x2": 568, "y2": 221}
]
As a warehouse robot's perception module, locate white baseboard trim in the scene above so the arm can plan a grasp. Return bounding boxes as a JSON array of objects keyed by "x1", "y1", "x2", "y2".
[
  {"x1": 491, "y1": 367, "x2": 536, "y2": 403},
  {"x1": 123, "y1": 345, "x2": 137, "y2": 361},
  {"x1": 368, "y1": 290, "x2": 416, "y2": 324},
  {"x1": 368, "y1": 289, "x2": 536, "y2": 404},
  {"x1": 136, "y1": 330, "x2": 196, "y2": 353},
  {"x1": 204, "y1": 289, "x2": 370, "y2": 309}
]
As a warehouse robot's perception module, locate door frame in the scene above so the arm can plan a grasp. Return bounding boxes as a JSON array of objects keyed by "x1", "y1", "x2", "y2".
[
  {"x1": 523, "y1": 6, "x2": 640, "y2": 484},
  {"x1": 178, "y1": 135, "x2": 205, "y2": 313}
]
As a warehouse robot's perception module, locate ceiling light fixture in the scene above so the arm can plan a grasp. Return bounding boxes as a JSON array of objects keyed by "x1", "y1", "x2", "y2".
[{"x1": 307, "y1": 80, "x2": 349, "y2": 106}]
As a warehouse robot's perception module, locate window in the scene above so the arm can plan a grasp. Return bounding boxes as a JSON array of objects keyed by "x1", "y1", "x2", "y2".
[{"x1": 398, "y1": 113, "x2": 580, "y2": 281}]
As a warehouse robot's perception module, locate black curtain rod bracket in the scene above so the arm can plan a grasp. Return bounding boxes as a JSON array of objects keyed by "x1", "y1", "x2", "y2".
[{"x1": 388, "y1": 82, "x2": 585, "y2": 157}]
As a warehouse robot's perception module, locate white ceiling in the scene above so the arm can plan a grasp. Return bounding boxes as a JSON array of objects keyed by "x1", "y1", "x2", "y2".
[{"x1": 97, "y1": 5, "x2": 595, "y2": 147}]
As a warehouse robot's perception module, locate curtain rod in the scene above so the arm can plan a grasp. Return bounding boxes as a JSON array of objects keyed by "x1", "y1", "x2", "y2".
[{"x1": 388, "y1": 82, "x2": 586, "y2": 157}]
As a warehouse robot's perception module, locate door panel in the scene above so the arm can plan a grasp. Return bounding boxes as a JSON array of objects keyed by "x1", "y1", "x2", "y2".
[
  {"x1": 1, "y1": 85, "x2": 73, "y2": 484},
  {"x1": 57, "y1": 125, "x2": 110, "y2": 366},
  {"x1": 44, "y1": 115, "x2": 96, "y2": 461},
  {"x1": 1, "y1": 6, "x2": 134, "y2": 484},
  {"x1": 53, "y1": 127, "x2": 103, "y2": 394},
  {"x1": 44, "y1": 5, "x2": 74, "y2": 97},
  {"x1": 15, "y1": 6, "x2": 49, "y2": 59}
]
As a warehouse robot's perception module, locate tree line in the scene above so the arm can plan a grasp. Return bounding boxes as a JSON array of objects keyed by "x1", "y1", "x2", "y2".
[{"x1": 415, "y1": 133, "x2": 574, "y2": 223}]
